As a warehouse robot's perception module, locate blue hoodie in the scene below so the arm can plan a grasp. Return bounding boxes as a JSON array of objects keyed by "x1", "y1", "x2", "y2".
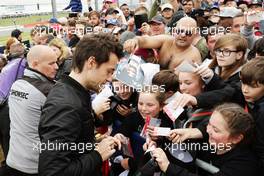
[{"x1": 64, "y1": 0, "x2": 82, "y2": 13}]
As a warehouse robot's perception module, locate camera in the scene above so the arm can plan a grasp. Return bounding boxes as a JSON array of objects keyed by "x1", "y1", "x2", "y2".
[{"x1": 109, "y1": 95, "x2": 131, "y2": 110}]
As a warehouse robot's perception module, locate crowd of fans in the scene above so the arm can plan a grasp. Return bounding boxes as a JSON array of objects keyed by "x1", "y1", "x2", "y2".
[{"x1": 0, "y1": 0, "x2": 264, "y2": 176}]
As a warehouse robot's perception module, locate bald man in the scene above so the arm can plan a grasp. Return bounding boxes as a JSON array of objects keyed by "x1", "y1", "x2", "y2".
[
  {"x1": 5, "y1": 45, "x2": 58, "y2": 176},
  {"x1": 124, "y1": 16, "x2": 202, "y2": 69}
]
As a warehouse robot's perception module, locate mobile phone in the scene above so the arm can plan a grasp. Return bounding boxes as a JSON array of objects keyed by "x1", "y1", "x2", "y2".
[
  {"x1": 260, "y1": 20, "x2": 264, "y2": 34},
  {"x1": 134, "y1": 13, "x2": 148, "y2": 29}
]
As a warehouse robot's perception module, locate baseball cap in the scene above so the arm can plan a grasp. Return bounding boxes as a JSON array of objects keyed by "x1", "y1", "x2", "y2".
[
  {"x1": 210, "y1": 5, "x2": 220, "y2": 11},
  {"x1": 105, "y1": 8, "x2": 119, "y2": 16},
  {"x1": 161, "y1": 3, "x2": 174, "y2": 11},
  {"x1": 218, "y1": 7, "x2": 242, "y2": 18},
  {"x1": 11, "y1": 29, "x2": 23, "y2": 39},
  {"x1": 49, "y1": 17, "x2": 59, "y2": 23},
  {"x1": 223, "y1": 0, "x2": 237, "y2": 5},
  {"x1": 237, "y1": 0, "x2": 249, "y2": 6},
  {"x1": 148, "y1": 15, "x2": 166, "y2": 25},
  {"x1": 104, "y1": 0, "x2": 116, "y2": 3},
  {"x1": 106, "y1": 18, "x2": 119, "y2": 27}
]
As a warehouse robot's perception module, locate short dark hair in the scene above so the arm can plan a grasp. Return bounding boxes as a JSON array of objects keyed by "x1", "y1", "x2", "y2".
[
  {"x1": 72, "y1": 33, "x2": 123, "y2": 72},
  {"x1": 182, "y1": 0, "x2": 194, "y2": 5},
  {"x1": 120, "y1": 3, "x2": 128, "y2": 8},
  {"x1": 152, "y1": 70, "x2": 179, "y2": 92},
  {"x1": 240, "y1": 57, "x2": 264, "y2": 86},
  {"x1": 255, "y1": 38, "x2": 264, "y2": 56}
]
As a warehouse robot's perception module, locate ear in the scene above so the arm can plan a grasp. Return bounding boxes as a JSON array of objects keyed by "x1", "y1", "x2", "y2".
[
  {"x1": 85, "y1": 56, "x2": 97, "y2": 70},
  {"x1": 236, "y1": 51, "x2": 244, "y2": 61},
  {"x1": 31, "y1": 60, "x2": 38, "y2": 69},
  {"x1": 231, "y1": 134, "x2": 244, "y2": 145}
]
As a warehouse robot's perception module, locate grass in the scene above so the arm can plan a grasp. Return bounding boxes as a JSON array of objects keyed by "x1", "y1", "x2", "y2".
[{"x1": 0, "y1": 13, "x2": 67, "y2": 27}]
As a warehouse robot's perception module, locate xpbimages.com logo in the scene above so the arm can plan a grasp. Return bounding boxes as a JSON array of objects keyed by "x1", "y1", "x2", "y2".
[
  {"x1": 99, "y1": 84, "x2": 166, "y2": 93},
  {"x1": 33, "y1": 141, "x2": 98, "y2": 154},
  {"x1": 164, "y1": 142, "x2": 232, "y2": 154}
]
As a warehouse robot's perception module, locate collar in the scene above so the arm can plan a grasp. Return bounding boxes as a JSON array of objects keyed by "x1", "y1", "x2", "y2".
[
  {"x1": 24, "y1": 67, "x2": 55, "y2": 83},
  {"x1": 248, "y1": 96, "x2": 264, "y2": 110},
  {"x1": 59, "y1": 74, "x2": 91, "y2": 100}
]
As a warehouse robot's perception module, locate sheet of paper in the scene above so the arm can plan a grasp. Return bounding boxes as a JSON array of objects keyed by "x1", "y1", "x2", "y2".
[
  {"x1": 141, "y1": 63, "x2": 160, "y2": 85},
  {"x1": 164, "y1": 105, "x2": 184, "y2": 122},
  {"x1": 115, "y1": 55, "x2": 145, "y2": 89},
  {"x1": 176, "y1": 60, "x2": 196, "y2": 73},
  {"x1": 153, "y1": 127, "x2": 171, "y2": 136},
  {"x1": 92, "y1": 85, "x2": 113, "y2": 110},
  {"x1": 201, "y1": 59, "x2": 212, "y2": 68},
  {"x1": 165, "y1": 91, "x2": 179, "y2": 104}
]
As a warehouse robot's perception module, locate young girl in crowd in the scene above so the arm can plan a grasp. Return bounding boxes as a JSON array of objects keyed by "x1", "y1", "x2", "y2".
[
  {"x1": 209, "y1": 33, "x2": 247, "y2": 82},
  {"x1": 48, "y1": 38, "x2": 71, "y2": 80},
  {"x1": 177, "y1": 71, "x2": 211, "y2": 129},
  {"x1": 172, "y1": 33, "x2": 248, "y2": 109},
  {"x1": 151, "y1": 103, "x2": 260, "y2": 176},
  {"x1": 113, "y1": 85, "x2": 172, "y2": 175},
  {"x1": 240, "y1": 57, "x2": 264, "y2": 173}
]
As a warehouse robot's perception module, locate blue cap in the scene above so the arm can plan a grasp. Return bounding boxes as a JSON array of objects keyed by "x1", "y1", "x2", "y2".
[{"x1": 49, "y1": 18, "x2": 59, "y2": 23}]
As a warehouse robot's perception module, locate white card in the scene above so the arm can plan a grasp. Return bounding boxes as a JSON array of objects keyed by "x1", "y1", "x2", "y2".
[
  {"x1": 201, "y1": 59, "x2": 212, "y2": 68},
  {"x1": 153, "y1": 127, "x2": 171, "y2": 136}
]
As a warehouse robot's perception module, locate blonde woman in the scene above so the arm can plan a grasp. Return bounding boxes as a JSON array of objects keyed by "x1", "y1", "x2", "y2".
[{"x1": 48, "y1": 38, "x2": 72, "y2": 80}]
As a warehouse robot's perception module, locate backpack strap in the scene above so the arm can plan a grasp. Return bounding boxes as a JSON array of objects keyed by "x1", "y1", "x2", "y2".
[{"x1": 14, "y1": 58, "x2": 24, "y2": 80}]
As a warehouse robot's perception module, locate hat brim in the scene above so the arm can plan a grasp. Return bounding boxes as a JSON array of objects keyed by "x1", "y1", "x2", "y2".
[
  {"x1": 162, "y1": 7, "x2": 173, "y2": 11},
  {"x1": 210, "y1": 7, "x2": 220, "y2": 11},
  {"x1": 106, "y1": 23, "x2": 117, "y2": 27},
  {"x1": 148, "y1": 20, "x2": 163, "y2": 24}
]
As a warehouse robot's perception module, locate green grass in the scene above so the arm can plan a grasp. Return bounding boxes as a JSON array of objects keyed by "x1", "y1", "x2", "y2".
[{"x1": 0, "y1": 13, "x2": 67, "y2": 27}]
